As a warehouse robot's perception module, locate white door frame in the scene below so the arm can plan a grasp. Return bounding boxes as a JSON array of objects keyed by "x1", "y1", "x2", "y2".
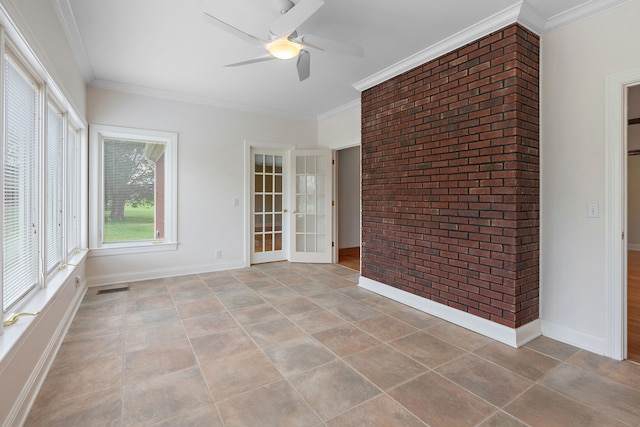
[
  {"x1": 334, "y1": 143, "x2": 361, "y2": 265},
  {"x1": 243, "y1": 139, "x2": 295, "y2": 267},
  {"x1": 605, "y1": 68, "x2": 640, "y2": 360}
]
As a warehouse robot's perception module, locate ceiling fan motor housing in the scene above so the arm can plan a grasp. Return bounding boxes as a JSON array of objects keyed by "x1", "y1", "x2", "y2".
[{"x1": 275, "y1": 0, "x2": 295, "y2": 14}]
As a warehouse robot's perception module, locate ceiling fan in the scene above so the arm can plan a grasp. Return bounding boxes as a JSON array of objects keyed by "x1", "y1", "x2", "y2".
[{"x1": 203, "y1": 0, "x2": 364, "y2": 81}]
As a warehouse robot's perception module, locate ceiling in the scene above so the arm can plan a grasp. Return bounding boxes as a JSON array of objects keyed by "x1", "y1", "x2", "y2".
[{"x1": 54, "y1": 0, "x2": 626, "y2": 119}]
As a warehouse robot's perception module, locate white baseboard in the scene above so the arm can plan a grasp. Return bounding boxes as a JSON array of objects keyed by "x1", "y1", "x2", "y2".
[
  {"x1": 87, "y1": 260, "x2": 246, "y2": 287},
  {"x1": 628, "y1": 243, "x2": 640, "y2": 251},
  {"x1": 541, "y1": 319, "x2": 607, "y2": 356},
  {"x1": 358, "y1": 276, "x2": 541, "y2": 348}
]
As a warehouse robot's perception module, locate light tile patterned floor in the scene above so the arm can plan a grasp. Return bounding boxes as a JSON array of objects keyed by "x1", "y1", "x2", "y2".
[{"x1": 26, "y1": 262, "x2": 640, "y2": 427}]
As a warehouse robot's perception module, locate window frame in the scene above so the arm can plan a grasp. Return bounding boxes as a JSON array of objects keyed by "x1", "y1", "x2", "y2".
[
  {"x1": 1, "y1": 32, "x2": 87, "y2": 319},
  {"x1": 1, "y1": 46, "x2": 42, "y2": 313},
  {"x1": 45, "y1": 97, "x2": 65, "y2": 275},
  {"x1": 89, "y1": 124, "x2": 178, "y2": 256}
]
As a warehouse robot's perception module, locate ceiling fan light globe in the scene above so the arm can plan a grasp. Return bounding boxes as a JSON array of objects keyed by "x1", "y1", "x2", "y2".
[{"x1": 267, "y1": 40, "x2": 301, "y2": 59}]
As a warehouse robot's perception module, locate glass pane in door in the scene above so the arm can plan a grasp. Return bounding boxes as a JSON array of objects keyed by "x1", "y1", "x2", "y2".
[
  {"x1": 294, "y1": 154, "x2": 327, "y2": 254},
  {"x1": 253, "y1": 153, "x2": 284, "y2": 261}
]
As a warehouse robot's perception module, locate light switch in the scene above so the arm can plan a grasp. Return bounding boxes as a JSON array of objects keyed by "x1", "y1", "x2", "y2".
[
  {"x1": 232, "y1": 197, "x2": 239, "y2": 207},
  {"x1": 587, "y1": 203, "x2": 599, "y2": 218}
]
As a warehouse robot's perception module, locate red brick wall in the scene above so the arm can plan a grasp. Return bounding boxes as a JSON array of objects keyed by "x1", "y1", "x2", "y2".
[{"x1": 361, "y1": 24, "x2": 539, "y2": 328}]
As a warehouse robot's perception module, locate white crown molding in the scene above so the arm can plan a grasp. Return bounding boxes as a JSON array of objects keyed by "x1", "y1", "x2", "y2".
[
  {"x1": 53, "y1": 0, "x2": 632, "y2": 120},
  {"x1": 317, "y1": 98, "x2": 361, "y2": 121},
  {"x1": 52, "y1": 0, "x2": 93, "y2": 81},
  {"x1": 353, "y1": 0, "x2": 632, "y2": 93},
  {"x1": 517, "y1": 0, "x2": 547, "y2": 34},
  {"x1": 89, "y1": 79, "x2": 318, "y2": 122},
  {"x1": 542, "y1": 0, "x2": 631, "y2": 34},
  {"x1": 352, "y1": 2, "x2": 522, "y2": 92},
  {"x1": 0, "y1": 1, "x2": 86, "y2": 123}
]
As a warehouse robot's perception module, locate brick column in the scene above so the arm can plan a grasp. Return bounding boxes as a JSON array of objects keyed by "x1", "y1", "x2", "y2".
[{"x1": 361, "y1": 24, "x2": 539, "y2": 328}]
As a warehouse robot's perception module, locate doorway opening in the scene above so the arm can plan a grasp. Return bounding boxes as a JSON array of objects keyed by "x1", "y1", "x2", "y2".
[
  {"x1": 605, "y1": 69, "x2": 640, "y2": 361},
  {"x1": 336, "y1": 146, "x2": 361, "y2": 271},
  {"x1": 245, "y1": 141, "x2": 334, "y2": 266},
  {"x1": 627, "y1": 85, "x2": 640, "y2": 362}
]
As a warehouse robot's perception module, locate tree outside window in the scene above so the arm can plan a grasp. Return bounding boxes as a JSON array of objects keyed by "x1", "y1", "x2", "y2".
[{"x1": 102, "y1": 139, "x2": 165, "y2": 243}]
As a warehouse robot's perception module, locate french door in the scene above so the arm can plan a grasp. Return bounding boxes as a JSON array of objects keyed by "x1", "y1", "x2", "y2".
[
  {"x1": 250, "y1": 148, "x2": 333, "y2": 264},
  {"x1": 251, "y1": 150, "x2": 286, "y2": 264},
  {"x1": 288, "y1": 150, "x2": 333, "y2": 263}
]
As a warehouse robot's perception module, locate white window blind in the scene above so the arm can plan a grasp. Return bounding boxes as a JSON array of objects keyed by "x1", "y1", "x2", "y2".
[
  {"x1": 2, "y1": 54, "x2": 40, "y2": 312},
  {"x1": 66, "y1": 125, "x2": 79, "y2": 255},
  {"x1": 46, "y1": 102, "x2": 64, "y2": 273}
]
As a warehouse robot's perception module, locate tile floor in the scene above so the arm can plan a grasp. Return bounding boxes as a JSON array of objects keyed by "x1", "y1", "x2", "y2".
[{"x1": 25, "y1": 262, "x2": 640, "y2": 427}]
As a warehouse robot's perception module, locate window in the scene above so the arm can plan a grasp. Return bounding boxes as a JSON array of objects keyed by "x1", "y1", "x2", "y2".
[
  {"x1": 1, "y1": 46, "x2": 84, "y2": 316},
  {"x1": 2, "y1": 53, "x2": 40, "y2": 313},
  {"x1": 89, "y1": 125, "x2": 177, "y2": 255},
  {"x1": 67, "y1": 124, "x2": 80, "y2": 256},
  {"x1": 46, "y1": 101, "x2": 64, "y2": 273}
]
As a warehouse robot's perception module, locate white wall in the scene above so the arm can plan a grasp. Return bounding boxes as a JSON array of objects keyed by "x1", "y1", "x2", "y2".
[
  {"x1": 86, "y1": 87, "x2": 318, "y2": 284},
  {"x1": 317, "y1": 104, "x2": 361, "y2": 149},
  {"x1": 338, "y1": 146, "x2": 360, "y2": 248},
  {"x1": 1, "y1": 0, "x2": 86, "y2": 116},
  {"x1": 318, "y1": 105, "x2": 362, "y2": 251},
  {"x1": 540, "y1": 0, "x2": 640, "y2": 354},
  {"x1": 0, "y1": 1, "x2": 87, "y2": 425}
]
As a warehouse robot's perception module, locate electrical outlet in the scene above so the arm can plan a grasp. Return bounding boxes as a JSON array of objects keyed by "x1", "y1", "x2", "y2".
[
  {"x1": 587, "y1": 203, "x2": 599, "y2": 218},
  {"x1": 75, "y1": 276, "x2": 81, "y2": 288},
  {"x1": 215, "y1": 250, "x2": 222, "y2": 259}
]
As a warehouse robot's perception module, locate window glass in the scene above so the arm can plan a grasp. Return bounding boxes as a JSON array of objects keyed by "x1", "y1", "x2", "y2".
[
  {"x1": 46, "y1": 102, "x2": 64, "y2": 272},
  {"x1": 2, "y1": 54, "x2": 40, "y2": 312},
  {"x1": 1, "y1": 32, "x2": 86, "y2": 321},
  {"x1": 67, "y1": 126, "x2": 79, "y2": 255},
  {"x1": 102, "y1": 139, "x2": 162, "y2": 243}
]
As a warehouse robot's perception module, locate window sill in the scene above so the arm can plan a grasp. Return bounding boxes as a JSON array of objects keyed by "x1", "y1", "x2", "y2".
[
  {"x1": 88, "y1": 241, "x2": 179, "y2": 257},
  {"x1": 0, "y1": 249, "x2": 88, "y2": 371}
]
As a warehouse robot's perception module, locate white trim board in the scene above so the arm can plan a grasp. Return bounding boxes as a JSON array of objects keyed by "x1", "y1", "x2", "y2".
[
  {"x1": 89, "y1": 79, "x2": 319, "y2": 122},
  {"x1": 352, "y1": 3, "x2": 521, "y2": 93},
  {"x1": 352, "y1": 1, "x2": 631, "y2": 94},
  {"x1": 86, "y1": 260, "x2": 246, "y2": 287},
  {"x1": 541, "y1": 0, "x2": 631, "y2": 34},
  {"x1": 359, "y1": 276, "x2": 541, "y2": 348},
  {"x1": 317, "y1": 99, "x2": 361, "y2": 121},
  {"x1": 541, "y1": 319, "x2": 607, "y2": 356}
]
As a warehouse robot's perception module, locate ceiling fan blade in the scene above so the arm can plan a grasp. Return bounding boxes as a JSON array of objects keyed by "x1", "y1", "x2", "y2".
[
  {"x1": 203, "y1": 12, "x2": 266, "y2": 47},
  {"x1": 270, "y1": 0, "x2": 324, "y2": 38},
  {"x1": 224, "y1": 54, "x2": 276, "y2": 67},
  {"x1": 296, "y1": 34, "x2": 364, "y2": 57},
  {"x1": 296, "y1": 50, "x2": 310, "y2": 81}
]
